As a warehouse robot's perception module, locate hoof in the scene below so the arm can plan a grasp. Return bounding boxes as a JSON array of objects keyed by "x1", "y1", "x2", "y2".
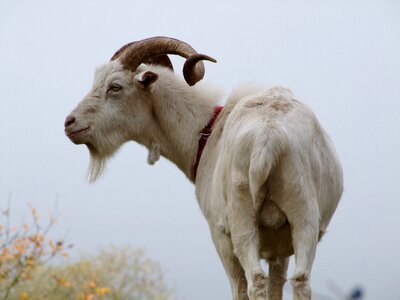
[
  {"x1": 290, "y1": 271, "x2": 311, "y2": 300},
  {"x1": 248, "y1": 272, "x2": 268, "y2": 300}
]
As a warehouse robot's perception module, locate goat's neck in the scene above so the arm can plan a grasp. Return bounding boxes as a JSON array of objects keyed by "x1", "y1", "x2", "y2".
[{"x1": 150, "y1": 82, "x2": 220, "y2": 182}]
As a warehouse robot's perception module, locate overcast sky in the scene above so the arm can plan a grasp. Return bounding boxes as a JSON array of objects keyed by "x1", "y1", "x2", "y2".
[{"x1": 1, "y1": 1, "x2": 399, "y2": 299}]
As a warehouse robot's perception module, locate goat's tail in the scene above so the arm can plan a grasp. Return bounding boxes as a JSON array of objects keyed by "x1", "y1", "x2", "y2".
[{"x1": 248, "y1": 127, "x2": 287, "y2": 209}]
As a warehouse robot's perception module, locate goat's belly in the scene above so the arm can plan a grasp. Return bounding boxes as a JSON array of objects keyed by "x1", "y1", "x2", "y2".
[{"x1": 259, "y1": 223, "x2": 294, "y2": 260}]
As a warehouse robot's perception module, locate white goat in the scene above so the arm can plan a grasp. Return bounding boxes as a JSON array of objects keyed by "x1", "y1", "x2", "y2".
[{"x1": 65, "y1": 37, "x2": 343, "y2": 300}]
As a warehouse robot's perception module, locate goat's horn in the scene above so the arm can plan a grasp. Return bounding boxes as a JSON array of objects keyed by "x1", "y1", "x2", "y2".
[
  {"x1": 111, "y1": 36, "x2": 216, "y2": 86},
  {"x1": 110, "y1": 42, "x2": 133, "y2": 61},
  {"x1": 111, "y1": 41, "x2": 174, "y2": 71},
  {"x1": 183, "y1": 53, "x2": 217, "y2": 86},
  {"x1": 145, "y1": 55, "x2": 174, "y2": 71}
]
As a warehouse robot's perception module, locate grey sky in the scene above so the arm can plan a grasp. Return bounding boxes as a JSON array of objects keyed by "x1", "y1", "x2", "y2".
[{"x1": 1, "y1": 1, "x2": 400, "y2": 299}]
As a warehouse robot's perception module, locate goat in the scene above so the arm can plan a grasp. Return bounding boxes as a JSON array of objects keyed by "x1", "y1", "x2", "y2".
[{"x1": 65, "y1": 36, "x2": 343, "y2": 300}]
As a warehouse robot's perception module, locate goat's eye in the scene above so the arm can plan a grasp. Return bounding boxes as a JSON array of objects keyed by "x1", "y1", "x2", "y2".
[{"x1": 108, "y1": 83, "x2": 122, "y2": 92}]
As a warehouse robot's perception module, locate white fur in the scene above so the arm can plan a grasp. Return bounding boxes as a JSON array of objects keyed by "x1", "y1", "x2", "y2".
[{"x1": 66, "y1": 60, "x2": 343, "y2": 300}]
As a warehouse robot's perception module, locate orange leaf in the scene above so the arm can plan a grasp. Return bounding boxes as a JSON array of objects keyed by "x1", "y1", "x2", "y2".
[{"x1": 19, "y1": 292, "x2": 30, "y2": 300}]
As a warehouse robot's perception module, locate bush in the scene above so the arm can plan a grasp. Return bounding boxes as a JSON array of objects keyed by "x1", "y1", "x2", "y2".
[
  {"x1": 10, "y1": 246, "x2": 172, "y2": 300},
  {"x1": 0, "y1": 205, "x2": 172, "y2": 300},
  {"x1": 0, "y1": 204, "x2": 69, "y2": 300}
]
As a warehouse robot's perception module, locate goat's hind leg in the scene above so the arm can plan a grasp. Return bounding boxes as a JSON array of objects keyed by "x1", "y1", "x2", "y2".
[
  {"x1": 278, "y1": 190, "x2": 319, "y2": 300},
  {"x1": 211, "y1": 228, "x2": 248, "y2": 300},
  {"x1": 227, "y1": 179, "x2": 267, "y2": 300},
  {"x1": 267, "y1": 256, "x2": 289, "y2": 300}
]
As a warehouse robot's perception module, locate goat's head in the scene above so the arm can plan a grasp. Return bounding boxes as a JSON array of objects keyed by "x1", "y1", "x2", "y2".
[{"x1": 64, "y1": 36, "x2": 216, "y2": 181}]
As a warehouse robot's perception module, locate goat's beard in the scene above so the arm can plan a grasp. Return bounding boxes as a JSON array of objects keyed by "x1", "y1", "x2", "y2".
[
  {"x1": 84, "y1": 131, "x2": 126, "y2": 182},
  {"x1": 87, "y1": 144, "x2": 108, "y2": 182}
]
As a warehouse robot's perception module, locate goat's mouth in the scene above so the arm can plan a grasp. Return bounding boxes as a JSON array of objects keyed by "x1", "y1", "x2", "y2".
[{"x1": 66, "y1": 126, "x2": 91, "y2": 144}]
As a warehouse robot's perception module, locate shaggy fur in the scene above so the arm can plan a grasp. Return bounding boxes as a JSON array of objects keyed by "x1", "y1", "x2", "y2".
[{"x1": 65, "y1": 60, "x2": 343, "y2": 300}]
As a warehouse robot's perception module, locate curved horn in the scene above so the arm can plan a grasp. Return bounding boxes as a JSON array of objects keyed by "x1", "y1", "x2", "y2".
[
  {"x1": 110, "y1": 42, "x2": 133, "y2": 61},
  {"x1": 111, "y1": 36, "x2": 216, "y2": 86},
  {"x1": 183, "y1": 53, "x2": 217, "y2": 86},
  {"x1": 145, "y1": 55, "x2": 174, "y2": 71},
  {"x1": 111, "y1": 42, "x2": 174, "y2": 71}
]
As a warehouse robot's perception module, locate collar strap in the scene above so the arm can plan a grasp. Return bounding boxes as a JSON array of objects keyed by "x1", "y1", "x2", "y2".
[{"x1": 193, "y1": 105, "x2": 224, "y2": 181}]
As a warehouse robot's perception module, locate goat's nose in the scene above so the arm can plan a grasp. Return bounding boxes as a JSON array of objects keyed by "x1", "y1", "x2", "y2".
[{"x1": 64, "y1": 115, "x2": 76, "y2": 128}]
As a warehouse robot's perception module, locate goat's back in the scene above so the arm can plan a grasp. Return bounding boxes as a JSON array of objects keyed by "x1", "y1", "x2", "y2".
[{"x1": 196, "y1": 86, "x2": 343, "y2": 240}]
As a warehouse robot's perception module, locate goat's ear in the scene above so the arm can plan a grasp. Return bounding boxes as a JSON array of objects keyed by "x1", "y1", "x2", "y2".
[{"x1": 134, "y1": 71, "x2": 159, "y2": 90}]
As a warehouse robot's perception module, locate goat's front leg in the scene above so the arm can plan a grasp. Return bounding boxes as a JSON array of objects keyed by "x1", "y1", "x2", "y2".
[
  {"x1": 210, "y1": 226, "x2": 248, "y2": 300},
  {"x1": 227, "y1": 186, "x2": 267, "y2": 300}
]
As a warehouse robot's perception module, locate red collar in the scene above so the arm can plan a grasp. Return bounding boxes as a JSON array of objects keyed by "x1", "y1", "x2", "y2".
[{"x1": 193, "y1": 105, "x2": 223, "y2": 181}]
